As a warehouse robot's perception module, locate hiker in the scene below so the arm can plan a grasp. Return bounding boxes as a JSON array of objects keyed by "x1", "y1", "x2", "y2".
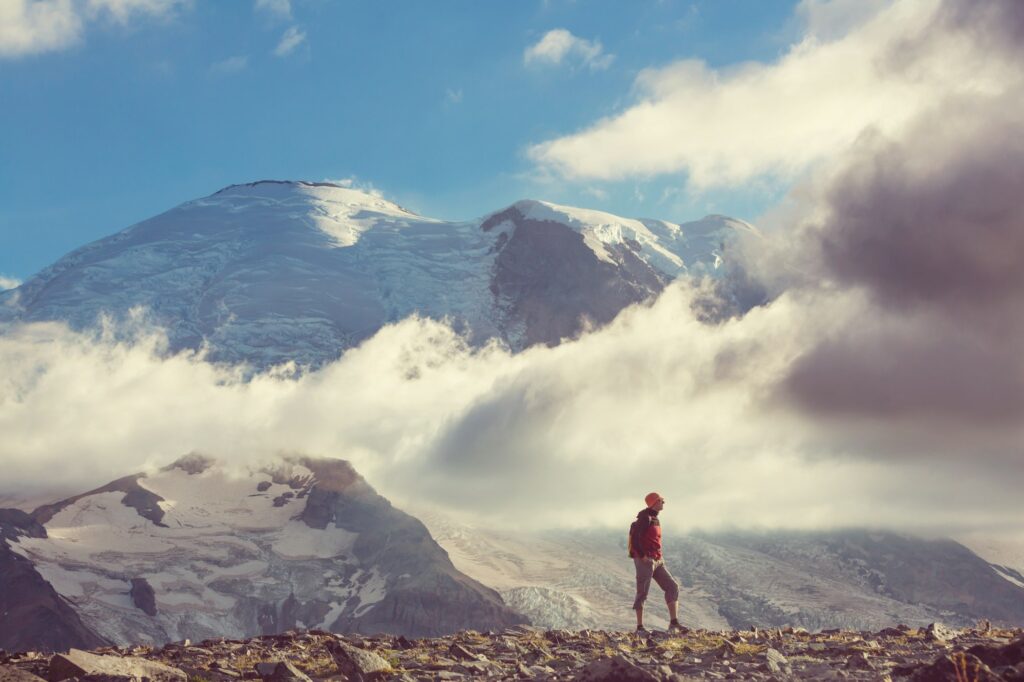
[{"x1": 629, "y1": 491, "x2": 684, "y2": 633}]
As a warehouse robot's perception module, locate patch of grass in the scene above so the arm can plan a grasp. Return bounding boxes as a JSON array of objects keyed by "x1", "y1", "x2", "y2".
[{"x1": 732, "y1": 642, "x2": 766, "y2": 656}]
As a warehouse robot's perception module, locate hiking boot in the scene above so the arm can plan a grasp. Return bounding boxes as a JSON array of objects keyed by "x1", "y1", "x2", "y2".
[{"x1": 668, "y1": 620, "x2": 689, "y2": 634}]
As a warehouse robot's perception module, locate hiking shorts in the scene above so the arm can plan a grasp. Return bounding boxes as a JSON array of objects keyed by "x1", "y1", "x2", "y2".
[{"x1": 632, "y1": 557, "x2": 679, "y2": 610}]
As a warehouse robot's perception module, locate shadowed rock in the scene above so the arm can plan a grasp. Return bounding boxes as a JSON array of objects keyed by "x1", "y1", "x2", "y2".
[
  {"x1": 32, "y1": 475, "x2": 166, "y2": 527},
  {"x1": 0, "y1": 512, "x2": 107, "y2": 653},
  {"x1": 130, "y1": 578, "x2": 157, "y2": 617}
]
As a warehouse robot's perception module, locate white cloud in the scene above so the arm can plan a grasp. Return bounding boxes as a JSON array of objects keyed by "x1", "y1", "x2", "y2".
[
  {"x1": 0, "y1": 0, "x2": 83, "y2": 56},
  {"x1": 524, "y1": 28, "x2": 613, "y2": 71},
  {"x1": 0, "y1": 0, "x2": 186, "y2": 57},
  {"x1": 1, "y1": 278, "x2": 1021, "y2": 537},
  {"x1": 0, "y1": 275, "x2": 22, "y2": 291},
  {"x1": 85, "y1": 0, "x2": 185, "y2": 23},
  {"x1": 209, "y1": 54, "x2": 247, "y2": 75},
  {"x1": 254, "y1": 0, "x2": 290, "y2": 19},
  {"x1": 528, "y1": 0, "x2": 1019, "y2": 189},
  {"x1": 273, "y1": 24, "x2": 305, "y2": 57},
  {"x1": 322, "y1": 176, "x2": 385, "y2": 198}
]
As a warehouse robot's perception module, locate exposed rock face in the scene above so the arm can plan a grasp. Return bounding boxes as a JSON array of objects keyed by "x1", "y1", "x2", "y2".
[
  {"x1": 130, "y1": 578, "x2": 158, "y2": 617},
  {"x1": 486, "y1": 207, "x2": 667, "y2": 348},
  {"x1": 0, "y1": 510, "x2": 108, "y2": 653},
  {"x1": 2, "y1": 624, "x2": 1023, "y2": 681},
  {"x1": 3, "y1": 454, "x2": 525, "y2": 646},
  {"x1": 297, "y1": 458, "x2": 526, "y2": 636}
]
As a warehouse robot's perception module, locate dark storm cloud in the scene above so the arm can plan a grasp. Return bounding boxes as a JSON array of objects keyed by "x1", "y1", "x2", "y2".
[
  {"x1": 932, "y1": 0, "x2": 1024, "y2": 56},
  {"x1": 781, "y1": 93, "x2": 1024, "y2": 424},
  {"x1": 771, "y1": 1, "x2": 1024, "y2": 428},
  {"x1": 784, "y1": 310, "x2": 1024, "y2": 423},
  {"x1": 816, "y1": 102, "x2": 1024, "y2": 311}
]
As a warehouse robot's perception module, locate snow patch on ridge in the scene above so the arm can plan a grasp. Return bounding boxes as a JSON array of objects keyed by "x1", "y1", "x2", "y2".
[{"x1": 511, "y1": 199, "x2": 686, "y2": 273}]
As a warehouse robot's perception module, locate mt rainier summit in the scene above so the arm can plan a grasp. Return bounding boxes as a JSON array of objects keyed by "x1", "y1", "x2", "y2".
[{"x1": 0, "y1": 180, "x2": 761, "y2": 370}]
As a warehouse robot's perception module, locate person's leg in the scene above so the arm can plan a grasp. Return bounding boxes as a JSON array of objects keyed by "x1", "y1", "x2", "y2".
[
  {"x1": 632, "y1": 557, "x2": 654, "y2": 629},
  {"x1": 653, "y1": 561, "x2": 681, "y2": 627}
]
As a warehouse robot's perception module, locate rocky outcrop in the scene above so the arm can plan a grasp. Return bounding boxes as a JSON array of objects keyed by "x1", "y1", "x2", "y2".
[
  {"x1": 298, "y1": 457, "x2": 527, "y2": 636},
  {"x1": 2, "y1": 623, "x2": 1022, "y2": 681},
  {"x1": 130, "y1": 578, "x2": 158, "y2": 617}
]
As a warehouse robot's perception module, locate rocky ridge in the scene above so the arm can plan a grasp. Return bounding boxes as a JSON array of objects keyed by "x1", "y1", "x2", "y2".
[{"x1": 2, "y1": 623, "x2": 1022, "y2": 681}]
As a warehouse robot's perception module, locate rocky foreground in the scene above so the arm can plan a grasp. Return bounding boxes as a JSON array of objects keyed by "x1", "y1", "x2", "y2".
[{"x1": 2, "y1": 623, "x2": 1022, "y2": 681}]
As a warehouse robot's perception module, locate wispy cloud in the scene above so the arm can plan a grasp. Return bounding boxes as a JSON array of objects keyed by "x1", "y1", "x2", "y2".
[
  {"x1": 523, "y1": 28, "x2": 613, "y2": 71},
  {"x1": 322, "y1": 176, "x2": 385, "y2": 199},
  {"x1": 0, "y1": 275, "x2": 21, "y2": 291},
  {"x1": 209, "y1": 54, "x2": 248, "y2": 75},
  {"x1": 445, "y1": 88, "x2": 463, "y2": 105},
  {"x1": 273, "y1": 24, "x2": 305, "y2": 57},
  {"x1": 0, "y1": 0, "x2": 187, "y2": 57},
  {"x1": 254, "y1": 0, "x2": 290, "y2": 20}
]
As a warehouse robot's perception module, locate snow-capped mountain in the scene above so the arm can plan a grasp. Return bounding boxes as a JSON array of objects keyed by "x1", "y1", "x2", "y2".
[
  {"x1": 0, "y1": 180, "x2": 760, "y2": 370},
  {"x1": 418, "y1": 512, "x2": 1024, "y2": 632},
  {"x1": 0, "y1": 455, "x2": 525, "y2": 652}
]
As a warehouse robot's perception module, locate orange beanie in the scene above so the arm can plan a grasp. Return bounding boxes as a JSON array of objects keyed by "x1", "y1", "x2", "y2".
[{"x1": 645, "y1": 492, "x2": 663, "y2": 507}]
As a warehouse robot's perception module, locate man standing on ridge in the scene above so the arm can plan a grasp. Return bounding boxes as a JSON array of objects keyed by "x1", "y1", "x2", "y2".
[{"x1": 630, "y1": 491, "x2": 684, "y2": 633}]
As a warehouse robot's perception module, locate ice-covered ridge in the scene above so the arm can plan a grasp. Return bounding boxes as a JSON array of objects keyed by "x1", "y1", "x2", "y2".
[
  {"x1": 190, "y1": 180, "x2": 432, "y2": 248},
  {"x1": 507, "y1": 199, "x2": 686, "y2": 272}
]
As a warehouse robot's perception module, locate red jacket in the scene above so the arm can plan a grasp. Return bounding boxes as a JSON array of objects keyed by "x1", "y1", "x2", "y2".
[{"x1": 635, "y1": 508, "x2": 662, "y2": 560}]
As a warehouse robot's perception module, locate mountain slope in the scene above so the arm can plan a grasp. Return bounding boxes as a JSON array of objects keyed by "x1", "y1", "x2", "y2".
[
  {"x1": 0, "y1": 181, "x2": 759, "y2": 370},
  {"x1": 1, "y1": 455, "x2": 525, "y2": 647},
  {"x1": 418, "y1": 512, "x2": 1024, "y2": 632}
]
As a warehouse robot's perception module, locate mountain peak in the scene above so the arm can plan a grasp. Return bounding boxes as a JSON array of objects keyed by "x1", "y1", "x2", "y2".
[{"x1": 3, "y1": 183, "x2": 761, "y2": 368}]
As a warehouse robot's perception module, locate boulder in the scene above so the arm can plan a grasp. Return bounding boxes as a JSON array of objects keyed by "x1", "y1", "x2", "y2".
[
  {"x1": 925, "y1": 623, "x2": 957, "y2": 642},
  {"x1": 765, "y1": 647, "x2": 791, "y2": 677},
  {"x1": 325, "y1": 640, "x2": 392, "y2": 680},
  {"x1": 260, "y1": 662, "x2": 311, "y2": 682},
  {"x1": 48, "y1": 649, "x2": 186, "y2": 682}
]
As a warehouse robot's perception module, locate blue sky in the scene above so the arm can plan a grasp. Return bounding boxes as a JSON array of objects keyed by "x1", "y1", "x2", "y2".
[{"x1": 0, "y1": 0, "x2": 805, "y2": 280}]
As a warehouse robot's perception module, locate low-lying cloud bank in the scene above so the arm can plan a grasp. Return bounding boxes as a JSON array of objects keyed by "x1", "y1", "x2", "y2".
[{"x1": 1, "y1": 275, "x2": 1020, "y2": 536}]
